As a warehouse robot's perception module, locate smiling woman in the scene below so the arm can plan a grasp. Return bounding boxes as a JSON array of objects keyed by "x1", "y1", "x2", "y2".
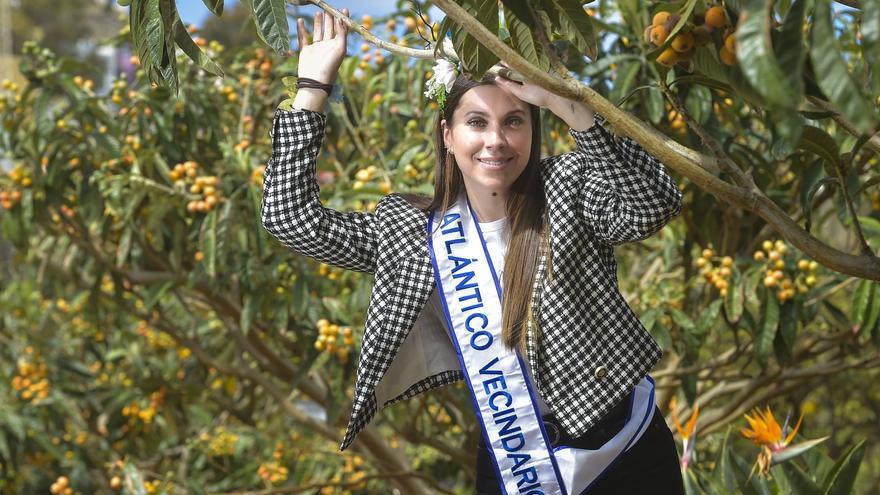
[
  {"x1": 260, "y1": 6, "x2": 684, "y2": 494},
  {"x1": 441, "y1": 85, "x2": 533, "y2": 222},
  {"x1": 440, "y1": 85, "x2": 532, "y2": 222}
]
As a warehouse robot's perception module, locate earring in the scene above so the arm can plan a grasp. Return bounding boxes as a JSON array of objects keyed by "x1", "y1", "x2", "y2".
[{"x1": 447, "y1": 148, "x2": 454, "y2": 155}]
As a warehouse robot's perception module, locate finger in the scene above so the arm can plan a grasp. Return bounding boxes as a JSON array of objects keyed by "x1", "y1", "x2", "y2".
[
  {"x1": 324, "y1": 8, "x2": 334, "y2": 39},
  {"x1": 314, "y1": 11, "x2": 324, "y2": 42},
  {"x1": 297, "y1": 18, "x2": 307, "y2": 50},
  {"x1": 495, "y1": 77, "x2": 520, "y2": 90},
  {"x1": 337, "y1": 8, "x2": 348, "y2": 36},
  {"x1": 496, "y1": 79, "x2": 526, "y2": 101}
]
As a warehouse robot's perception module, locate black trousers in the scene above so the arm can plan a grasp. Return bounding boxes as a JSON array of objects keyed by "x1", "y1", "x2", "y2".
[{"x1": 474, "y1": 404, "x2": 685, "y2": 494}]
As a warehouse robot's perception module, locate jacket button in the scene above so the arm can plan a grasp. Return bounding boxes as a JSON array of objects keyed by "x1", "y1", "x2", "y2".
[{"x1": 594, "y1": 366, "x2": 608, "y2": 379}]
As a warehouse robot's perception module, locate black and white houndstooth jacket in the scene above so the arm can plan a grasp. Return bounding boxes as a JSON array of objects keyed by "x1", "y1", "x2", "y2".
[{"x1": 261, "y1": 107, "x2": 683, "y2": 451}]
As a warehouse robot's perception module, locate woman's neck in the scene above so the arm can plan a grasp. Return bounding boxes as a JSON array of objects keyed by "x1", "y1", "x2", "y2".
[{"x1": 464, "y1": 188, "x2": 508, "y2": 223}]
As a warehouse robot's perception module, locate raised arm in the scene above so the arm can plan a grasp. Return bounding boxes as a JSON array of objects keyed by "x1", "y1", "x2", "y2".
[
  {"x1": 496, "y1": 76, "x2": 682, "y2": 246},
  {"x1": 261, "y1": 108, "x2": 378, "y2": 273},
  {"x1": 260, "y1": 7, "x2": 379, "y2": 273},
  {"x1": 567, "y1": 118, "x2": 683, "y2": 246}
]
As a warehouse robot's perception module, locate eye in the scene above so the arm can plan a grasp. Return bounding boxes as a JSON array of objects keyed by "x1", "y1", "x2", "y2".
[
  {"x1": 507, "y1": 117, "x2": 524, "y2": 126},
  {"x1": 467, "y1": 118, "x2": 486, "y2": 127}
]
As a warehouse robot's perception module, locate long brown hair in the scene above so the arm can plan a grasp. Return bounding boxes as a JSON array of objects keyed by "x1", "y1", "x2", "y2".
[{"x1": 399, "y1": 74, "x2": 551, "y2": 352}]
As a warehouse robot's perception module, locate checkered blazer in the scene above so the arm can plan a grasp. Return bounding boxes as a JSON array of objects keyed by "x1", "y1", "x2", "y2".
[{"x1": 262, "y1": 107, "x2": 682, "y2": 451}]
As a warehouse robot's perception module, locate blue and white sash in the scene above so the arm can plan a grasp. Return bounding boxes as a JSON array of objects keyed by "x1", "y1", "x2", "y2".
[{"x1": 426, "y1": 195, "x2": 656, "y2": 495}]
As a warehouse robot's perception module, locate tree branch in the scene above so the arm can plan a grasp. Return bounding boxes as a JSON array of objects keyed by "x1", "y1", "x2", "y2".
[
  {"x1": 289, "y1": 0, "x2": 441, "y2": 59},
  {"x1": 660, "y1": 81, "x2": 756, "y2": 190},
  {"x1": 430, "y1": 0, "x2": 880, "y2": 280},
  {"x1": 808, "y1": 96, "x2": 880, "y2": 156},
  {"x1": 833, "y1": 0, "x2": 862, "y2": 9}
]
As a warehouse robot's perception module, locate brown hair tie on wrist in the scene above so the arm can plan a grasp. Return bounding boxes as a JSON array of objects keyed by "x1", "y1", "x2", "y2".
[{"x1": 297, "y1": 77, "x2": 333, "y2": 96}]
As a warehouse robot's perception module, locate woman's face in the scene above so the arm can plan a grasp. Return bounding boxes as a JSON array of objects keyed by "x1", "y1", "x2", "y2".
[{"x1": 442, "y1": 84, "x2": 533, "y2": 199}]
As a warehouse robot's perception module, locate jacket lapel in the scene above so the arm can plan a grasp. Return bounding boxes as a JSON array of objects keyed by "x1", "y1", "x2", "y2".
[{"x1": 358, "y1": 207, "x2": 435, "y2": 398}]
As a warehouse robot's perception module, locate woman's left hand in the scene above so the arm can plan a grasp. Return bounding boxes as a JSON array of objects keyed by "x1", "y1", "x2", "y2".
[
  {"x1": 493, "y1": 74, "x2": 558, "y2": 109},
  {"x1": 495, "y1": 69, "x2": 596, "y2": 131}
]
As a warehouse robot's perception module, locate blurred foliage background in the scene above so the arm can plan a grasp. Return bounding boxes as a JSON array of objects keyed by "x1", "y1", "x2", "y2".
[{"x1": 1, "y1": 0, "x2": 879, "y2": 493}]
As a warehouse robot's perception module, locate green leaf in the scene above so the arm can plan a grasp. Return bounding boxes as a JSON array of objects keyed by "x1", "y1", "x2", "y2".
[
  {"x1": 863, "y1": 279, "x2": 880, "y2": 341},
  {"x1": 810, "y1": 1, "x2": 878, "y2": 134},
  {"x1": 851, "y1": 279, "x2": 876, "y2": 334},
  {"x1": 797, "y1": 126, "x2": 842, "y2": 174},
  {"x1": 504, "y1": 4, "x2": 549, "y2": 72},
  {"x1": 201, "y1": 0, "x2": 223, "y2": 16},
  {"x1": 775, "y1": 301, "x2": 797, "y2": 362},
  {"x1": 777, "y1": 0, "x2": 807, "y2": 105},
  {"x1": 691, "y1": 47, "x2": 732, "y2": 86},
  {"x1": 241, "y1": 293, "x2": 259, "y2": 334},
  {"x1": 214, "y1": 195, "x2": 233, "y2": 269},
  {"x1": 610, "y1": 61, "x2": 640, "y2": 105},
  {"x1": 725, "y1": 271, "x2": 745, "y2": 323},
  {"x1": 142, "y1": 280, "x2": 175, "y2": 312},
  {"x1": 116, "y1": 228, "x2": 132, "y2": 267},
  {"x1": 653, "y1": 322, "x2": 672, "y2": 351},
  {"x1": 33, "y1": 91, "x2": 52, "y2": 136},
  {"x1": 616, "y1": 0, "x2": 644, "y2": 38},
  {"x1": 860, "y1": 0, "x2": 880, "y2": 96},
  {"x1": 0, "y1": 434, "x2": 9, "y2": 463},
  {"x1": 683, "y1": 469, "x2": 700, "y2": 495},
  {"x1": 546, "y1": 0, "x2": 598, "y2": 59},
  {"x1": 131, "y1": 0, "x2": 164, "y2": 84},
  {"x1": 681, "y1": 371, "x2": 697, "y2": 403},
  {"x1": 822, "y1": 300, "x2": 851, "y2": 330},
  {"x1": 754, "y1": 288, "x2": 780, "y2": 368},
  {"x1": 639, "y1": 307, "x2": 659, "y2": 333},
  {"x1": 157, "y1": 0, "x2": 180, "y2": 93},
  {"x1": 673, "y1": 73, "x2": 733, "y2": 93},
  {"x1": 696, "y1": 299, "x2": 723, "y2": 335},
  {"x1": 737, "y1": 0, "x2": 802, "y2": 143},
  {"x1": 500, "y1": 0, "x2": 536, "y2": 28},
  {"x1": 202, "y1": 208, "x2": 218, "y2": 277},
  {"x1": 172, "y1": 6, "x2": 224, "y2": 77},
  {"x1": 434, "y1": 16, "x2": 455, "y2": 59},
  {"x1": 670, "y1": 307, "x2": 696, "y2": 333},
  {"x1": 780, "y1": 461, "x2": 823, "y2": 495},
  {"x1": 716, "y1": 427, "x2": 739, "y2": 493},
  {"x1": 731, "y1": 446, "x2": 774, "y2": 495},
  {"x1": 858, "y1": 215, "x2": 880, "y2": 238},
  {"x1": 797, "y1": 159, "x2": 824, "y2": 232},
  {"x1": 583, "y1": 53, "x2": 640, "y2": 77},
  {"x1": 644, "y1": 86, "x2": 664, "y2": 124},
  {"x1": 821, "y1": 439, "x2": 866, "y2": 495},
  {"x1": 250, "y1": 0, "x2": 291, "y2": 56},
  {"x1": 451, "y1": 0, "x2": 499, "y2": 78},
  {"x1": 773, "y1": 436, "x2": 829, "y2": 464},
  {"x1": 684, "y1": 85, "x2": 712, "y2": 125},
  {"x1": 803, "y1": 176, "x2": 838, "y2": 233},
  {"x1": 872, "y1": 309, "x2": 880, "y2": 346}
]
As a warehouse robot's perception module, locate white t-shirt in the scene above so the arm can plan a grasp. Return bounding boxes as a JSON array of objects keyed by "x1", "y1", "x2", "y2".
[{"x1": 426, "y1": 212, "x2": 552, "y2": 416}]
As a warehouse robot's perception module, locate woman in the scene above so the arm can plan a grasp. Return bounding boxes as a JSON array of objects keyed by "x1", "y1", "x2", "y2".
[{"x1": 261, "y1": 7, "x2": 685, "y2": 494}]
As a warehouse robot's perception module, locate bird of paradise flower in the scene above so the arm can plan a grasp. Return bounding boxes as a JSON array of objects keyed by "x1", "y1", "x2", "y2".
[
  {"x1": 669, "y1": 396, "x2": 699, "y2": 471},
  {"x1": 740, "y1": 405, "x2": 828, "y2": 478}
]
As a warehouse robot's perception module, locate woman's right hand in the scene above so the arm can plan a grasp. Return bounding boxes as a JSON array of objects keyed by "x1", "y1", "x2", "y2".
[{"x1": 296, "y1": 7, "x2": 349, "y2": 84}]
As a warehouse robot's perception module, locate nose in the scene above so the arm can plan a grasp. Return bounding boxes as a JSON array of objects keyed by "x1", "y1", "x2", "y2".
[{"x1": 485, "y1": 123, "x2": 508, "y2": 148}]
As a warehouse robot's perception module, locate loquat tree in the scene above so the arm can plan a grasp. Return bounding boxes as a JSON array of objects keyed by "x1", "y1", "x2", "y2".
[{"x1": 1, "y1": 0, "x2": 879, "y2": 493}]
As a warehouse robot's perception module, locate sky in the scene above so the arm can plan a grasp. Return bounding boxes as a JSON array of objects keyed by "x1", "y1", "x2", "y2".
[{"x1": 177, "y1": 0, "x2": 439, "y2": 28}]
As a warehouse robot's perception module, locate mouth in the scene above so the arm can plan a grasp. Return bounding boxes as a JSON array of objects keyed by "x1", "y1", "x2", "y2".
[{"x1": 475, "y1": 156, "x2": 514, "y2": 169}]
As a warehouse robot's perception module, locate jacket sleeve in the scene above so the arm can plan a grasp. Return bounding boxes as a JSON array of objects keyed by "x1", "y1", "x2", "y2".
[
  {"x1": 261, "y1": 108, "x2": 378, "y2": 273},
  {"x1": 569, "y1": 118, "x2": 683, "y2": 246}
]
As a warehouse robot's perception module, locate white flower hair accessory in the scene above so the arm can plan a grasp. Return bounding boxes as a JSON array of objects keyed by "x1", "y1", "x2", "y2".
[{"x1": 424, "y1": 58, "x2": 458, "y2": 111}]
